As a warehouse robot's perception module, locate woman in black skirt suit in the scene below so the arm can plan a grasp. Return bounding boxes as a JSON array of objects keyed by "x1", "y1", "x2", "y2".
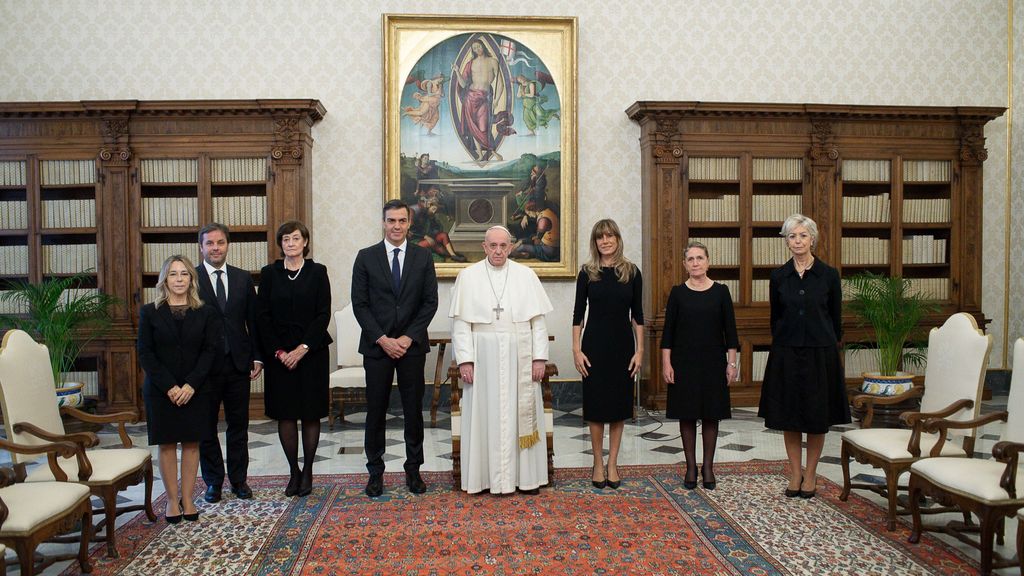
[
  {"x1": 572, "y1": 219, "x2": 644, "y2": 489},
  {"x1": 138, "y1": 255, "x2": 222, "y2": 523},
  {"x1": 757, "y1": 214, "x2": 849, "y2": 499},
  {"x1": 257, "y1": 220, "x2": 332, "y2": 497},
  {"x1": 661, "y1": 241, "x2": 738, "y2": 490}
]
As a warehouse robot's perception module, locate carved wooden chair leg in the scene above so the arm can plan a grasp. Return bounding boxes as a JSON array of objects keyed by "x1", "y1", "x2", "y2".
[
  {"x1": 102, "y1": 486, "x2": 119, "y2": 558},
  {"x1": 77, "y1": 507, "x2": 93, "y2": 574},
  {"x1": 885, "y1": 470, "x2": 900, "y2": 531},
  {"x1": 907, "y1": 476, "x2": 923, "y2": 543}
]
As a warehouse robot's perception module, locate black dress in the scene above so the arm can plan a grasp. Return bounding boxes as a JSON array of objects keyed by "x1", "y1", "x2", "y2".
[
  {"x1": 138, "y1": 303, "x2": 222, "y2": 445},
  {"x1": 757, "y1": 258, "x2": 850, "y2": 434},
  {"x1": 256, "y1": 259, "x2": 333, "y2": 421},
  {"x1": 660, "y1": 282, "x2": 738, "y2": 421},
  {"x1": 572, "y1": 266, "x2": 644, "y2": 423}
]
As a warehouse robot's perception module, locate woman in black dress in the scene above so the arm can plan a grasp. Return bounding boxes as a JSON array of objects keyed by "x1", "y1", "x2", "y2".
[
  {"x1": 257, "y1": 220, "x2": 332, "y2": 497},
  {"x1": 757, "y1": 214, "x2": 848, "y2": 499},
  {"x1": 138, "y1": 255, "x2": 222, "y2": 523},
  {"x1": 661, "y1": 241, "x2": 738, "y2": 490},
  {"x1": 572, "y1": 219, "x2": 643, "y2": 489}
]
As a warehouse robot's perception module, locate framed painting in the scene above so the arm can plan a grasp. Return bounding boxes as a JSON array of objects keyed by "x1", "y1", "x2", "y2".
[{"x1": 383, "y1": 14, "x2": 577, "y2": 278}]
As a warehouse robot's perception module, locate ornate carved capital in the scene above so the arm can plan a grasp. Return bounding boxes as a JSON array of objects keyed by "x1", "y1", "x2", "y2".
[
  {"x1": 98, "y1": 146, "x2": 132, "y2": 164},
  {"x1": 653, "y1": 146, "x2": 684, "y2": 159},
  {"x1": 272, "y1": 117, "x2": 303, "y2": 165},
  {"x1": 809, "y1": 120, "x2": 838, "y2": 161},
  {"x1": 958, "y1": 123, "x2": 988, "y2": 164}
]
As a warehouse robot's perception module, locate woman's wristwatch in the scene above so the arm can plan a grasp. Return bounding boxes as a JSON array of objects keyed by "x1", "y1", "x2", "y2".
[{"x1": 728, "y1": 362, "x2": 737, "y2": 368}]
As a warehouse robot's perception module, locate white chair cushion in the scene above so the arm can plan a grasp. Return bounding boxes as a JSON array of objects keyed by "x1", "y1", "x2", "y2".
[
  {"x1": 25, "y1": 447, "x2": 150, "y2": 484},
  {"x1": 329, "y1": 366, "x2": 365, "y2": 389},
  {"x1": 0, "y1": 482, "x2": 90, "y2": 534},
  {"x1": 912, "y1": 457, "x2": 1024, "y2": 504},
  {"x1": 843, "y1": 428, "x2": 967, "y2": 460}
]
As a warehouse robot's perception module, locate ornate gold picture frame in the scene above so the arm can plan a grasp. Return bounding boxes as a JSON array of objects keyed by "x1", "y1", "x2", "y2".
[{"x1": 383, "y1": 14, "x2": 577, "y2": 278}]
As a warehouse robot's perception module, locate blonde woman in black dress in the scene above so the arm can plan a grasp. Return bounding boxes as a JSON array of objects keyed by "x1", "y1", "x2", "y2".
[
  {"x1": 138, "y1": 255, "x2": 222, "y2": 523},
  {"x1": 572, "y1": 219, "x2": 644, "y2": 489},
  {"x1": 661, "y1": 242, "x2": 738, "y2": 490}
]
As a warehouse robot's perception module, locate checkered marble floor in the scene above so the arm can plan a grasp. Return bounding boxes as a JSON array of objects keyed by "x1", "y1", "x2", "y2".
[{"x1": 7, "y1": 394, "x2": 1019, "y2": 574}]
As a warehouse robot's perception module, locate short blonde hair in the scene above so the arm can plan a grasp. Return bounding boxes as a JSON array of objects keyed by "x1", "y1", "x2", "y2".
[
  {"x1": 154, "y1": 255, "x2": 203, "y2": 309},
  {"x1": 780, "y1": 213, "x2": 819, "y2": 246}
]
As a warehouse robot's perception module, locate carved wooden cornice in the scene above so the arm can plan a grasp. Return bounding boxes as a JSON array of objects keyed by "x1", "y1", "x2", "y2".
[
  {"x1": 0, "y1": 99, "x2": 326, "y2": 124},
  {"x1": 626, "y1": 101, "x2": 1005, "y2": 123}
]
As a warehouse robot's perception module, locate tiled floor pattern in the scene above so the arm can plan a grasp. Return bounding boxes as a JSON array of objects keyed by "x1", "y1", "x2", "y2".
[{"x1": 6, "y1": 396, "x2": 1018, "y2": 575}]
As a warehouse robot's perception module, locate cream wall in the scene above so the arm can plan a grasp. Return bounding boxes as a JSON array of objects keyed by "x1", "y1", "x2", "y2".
[{"x1": 0, "y1": 0, "x2": 1018, "y2": 372}]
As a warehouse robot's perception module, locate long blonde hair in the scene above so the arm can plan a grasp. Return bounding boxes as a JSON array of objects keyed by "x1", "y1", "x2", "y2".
[
  {"x1": 154, "y1": 255, "x2": 203, "y2": 309},
  {"x1": 583, "y1": 219, "x2": 636, "y2": 283}
]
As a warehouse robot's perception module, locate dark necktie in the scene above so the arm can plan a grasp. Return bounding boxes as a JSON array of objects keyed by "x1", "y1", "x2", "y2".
[
  {"x1": 391, "y1": 248, "x2": 401, "y2": 295},
  {"x1": 214, "y1": 270, "x2": 227, "y2": 310}
]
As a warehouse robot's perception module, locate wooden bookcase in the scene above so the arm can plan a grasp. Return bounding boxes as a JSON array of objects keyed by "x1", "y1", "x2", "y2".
[
  {"x1": 627, "y1": 102, "x2": 1004, "y2": 408},
  {"x1": 0, "y1": 100, "x2": 325, "y2": 415}
]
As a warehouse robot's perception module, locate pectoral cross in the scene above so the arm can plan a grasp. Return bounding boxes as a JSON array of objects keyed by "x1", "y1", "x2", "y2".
[{"x1": 493, "y1": 303, "x2": 504, "y2": 320}]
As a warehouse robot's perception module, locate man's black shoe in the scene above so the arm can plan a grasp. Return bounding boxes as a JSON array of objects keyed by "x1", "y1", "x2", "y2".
[
  {"x1": 366, "y1": 475, "x2": 384, "y2": 498},
  {"x1": 406, "y1": 471, "x2": 427, "y2": 494},
  {"x1": 231, "y1": 482, "x2": 253, "y2": 500},
  {"x1": 204, "y1": 485, "x2": 222, "y2": 503}
]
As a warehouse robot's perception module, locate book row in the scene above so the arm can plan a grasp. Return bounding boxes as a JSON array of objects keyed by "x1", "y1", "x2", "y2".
[
  {"x1": 42, "y1": 199, "x2": 97, "y2": 229},
  {"x1": 751, "y1": 195, "x2": 802, "y2": 222},
  {"x1": 61, "y1": 370, "x2": 99, "y2": 396},
  {"x1": 0, "y1": 161, "x2": 26, "y2": 186},
  {"x1": 142, "y1": 241, "x2": 268, "y2": 273},
  {"x1": 841, "y1": 237, "x2": 891, "y2": 265},
  {"x1": 750, "y1": 237, "x2": 790, "y2": 266},
  {"x1": 903, "y1": 160, "x2": 951, "y2": 183},
  {"x1": 0, "y1": 201, "x2": 28, "y2": 229},
  {"x1": 212, "y1": 195, "x2": 268, "y2": 226},
  {"x1": 843, "y1": 193, "x2": 890, "y2": 223},
  {"x1": 211, "y1": 157, "x2": 267, "y2": 183},
  {"x1": 842, "y1": 348, "x2": 925, "y2": 379},
  {"x1": 903, "y1": 198, "x2": 951, "y2": 223},
  {"x1": 902, "y1": 236, "x2": 947, "y2": 265},
  {"x1": 40, "y1": 160, "x2": 95, "y2": 186},
  {"x1": 842, "y1": 159, "x2": 891, "y2": 182},
  {"x1": 0, "y1": 291, "x2": 29, "y2": 313},
  {"x1": 43, "y1": 243, "x2": 98, "y2": 274},
  {"x1": 688, "y1": 197, "x2": 739, "y2": 222},
  {"x1": 689, "y1": 157, "x2": 739, "y2": 181},
  {"x1": 907, "y1": 277, "x2": 949, "y2": 300},
  {"x1": 0, "y1": 245, "x2": 29, "y2": 275},
  {"x1": 751, "y1": 158, "x2": 802, "y2": 182},
  {"x1": 140, "y1": 159, "x2": 199, "y2": 184},
  {"x1": 142, "y1": 197, "x2": 199, "y2": 228}
]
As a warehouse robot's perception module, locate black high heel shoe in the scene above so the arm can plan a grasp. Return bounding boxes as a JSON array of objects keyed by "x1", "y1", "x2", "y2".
[
  {"x1": 784, "y1": 476, "x2": 802, "y2": 498},
  {"x1": 165, "y1": 500, "x2": 182, "y2": 524},
  {"x1": 285, "y1": 471, "x2": 301, "y2": 497},
  {"x1": 182, "y1": 500, "x2": 199, "y2": 522},
  {"x1": 799, "y1": 477, "x2": 816, "y2": 499},
  {"x1": 606, "y1": 465, "x2": 621, "y2": 490},
  {"x1": 683, "y1": 466, "x2": 698, "y2": 490},
  {"x1": 591, "y1": 465, "x2": 607, "y2": 489},
  {"x1": 700, "y1": 466, "x2": 716, "y2": 491}
]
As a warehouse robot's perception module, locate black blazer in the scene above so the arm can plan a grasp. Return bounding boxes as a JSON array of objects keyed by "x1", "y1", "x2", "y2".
[
  {"x1": 196, "y1": 263, "x2": 262, "y2": 372},
  {"x1": 255, "y1": 259, "x2": 333, "y2": 355},
  {"x1": 769, "y1": 258, "x2": 843, "y2": 347},
  {"x1": 351, "y1": 241, "x2": 439, "y2": 358},
  {"x1": 137, "y1": 303, "x2": 223, "y2": 394}
]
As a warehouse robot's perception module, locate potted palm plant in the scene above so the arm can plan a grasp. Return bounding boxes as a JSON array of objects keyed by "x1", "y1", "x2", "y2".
[
  {"x1": 844, "y1": 272, "x2": 939, "y2": 396},
  {"x1": 0, "y1": 271, "x2": 121, "y2": 406}
]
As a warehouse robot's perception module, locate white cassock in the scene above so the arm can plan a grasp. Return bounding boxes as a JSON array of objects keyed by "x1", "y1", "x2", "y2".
[{"x1": 450, "y1": 259, "x2": 553, "y2": 494}]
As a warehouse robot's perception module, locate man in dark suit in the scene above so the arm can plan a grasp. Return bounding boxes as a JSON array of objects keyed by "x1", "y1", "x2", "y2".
[
  {"x1": 352, "y1": 199, "x2": 439, "y2": 497},
  {"x1": 196, "y1": 223, "x2": 262, "y2": 503}
]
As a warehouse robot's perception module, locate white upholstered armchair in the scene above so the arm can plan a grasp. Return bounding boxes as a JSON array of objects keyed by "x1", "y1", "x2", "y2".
[
  {"x1": 839, "y1": 312, "x2": 992, "y2": 530},
  {"x1": 0, "y1": 329, "x2": 154, "y2": 558},
  {"x1": 906, "y1": 337, "x2": 1024, "y2": 575}
]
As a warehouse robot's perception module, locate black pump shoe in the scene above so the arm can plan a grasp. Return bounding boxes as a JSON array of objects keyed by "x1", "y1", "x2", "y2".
[
  {"x1": 591, "y1": 465, "x2": 607, "y2": 489},
  {"x1": 285, "y1": 471, "x2": 301, "y2": 497},
  {"x1": 683, "y1": 467, "x2": 698, "y2": 490},
  {"x1": 701, "y1": 466, "x2": 716, "y2": 490},
  {"x1": 784, "y1": 477, "x2": 802, "y2": 498}
]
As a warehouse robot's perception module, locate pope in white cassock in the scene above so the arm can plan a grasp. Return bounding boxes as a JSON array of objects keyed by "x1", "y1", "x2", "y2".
[{"x1": 450, "y1": 225, "x2": 553, "y2": 494}]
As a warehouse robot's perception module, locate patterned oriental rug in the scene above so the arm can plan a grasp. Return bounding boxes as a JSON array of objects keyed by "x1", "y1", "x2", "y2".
[{"x1": 61, "y1": 461, "x2": 977, "y2": 575}]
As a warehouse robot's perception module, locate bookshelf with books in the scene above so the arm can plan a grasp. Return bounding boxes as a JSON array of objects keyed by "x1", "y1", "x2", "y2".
[
  {"x1": 0, "y1": 100, "x2": 324, "y2": 416},
  {"x1": 629, "y1": 101, "x2": 1003, "y2": 408}
]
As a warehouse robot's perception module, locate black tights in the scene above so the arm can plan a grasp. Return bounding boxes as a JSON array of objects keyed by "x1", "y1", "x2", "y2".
[
  {"x1": 278, "y1": 419, "x2": 321, "y2": 481},
  {"x1": 680, "y1": 419, "x2": 720, "y2": 483}
]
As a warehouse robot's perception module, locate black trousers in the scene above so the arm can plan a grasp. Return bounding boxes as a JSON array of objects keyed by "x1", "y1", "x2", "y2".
[
  {"x1": 363, "y1": 353, "x2": 426, "y2": 477},
  {"x1": 199, "y1": 357, "x2": 251, "y2": 487}
]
